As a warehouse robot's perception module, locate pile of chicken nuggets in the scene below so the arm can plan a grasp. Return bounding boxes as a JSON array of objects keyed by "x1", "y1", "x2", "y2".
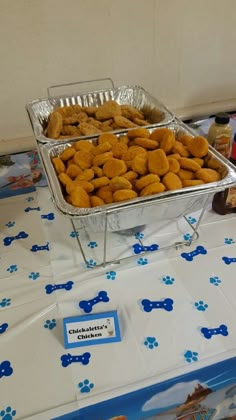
[
  {"x1": 51, "y1": 127, "x2": 222, "y2": 209},
  {"x1": 46, "y1": 101, "x2": 163, "y2": 140}
]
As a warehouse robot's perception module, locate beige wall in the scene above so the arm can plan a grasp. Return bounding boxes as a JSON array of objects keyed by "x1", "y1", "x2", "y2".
[{"x1": 1, "y1": 0, "x2": 236, "y2": 142}]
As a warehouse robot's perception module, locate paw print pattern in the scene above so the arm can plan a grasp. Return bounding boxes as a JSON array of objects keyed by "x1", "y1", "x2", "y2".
[
  {"x1": 28, "y1": 272, "x2": 40, "y2": 280},
  {"x1": 44, "y1": 319, "x2": 56, "y2": 330},
  {"x1": 187, "y1": 216, "x2": 197, "y2": 225},
  {"x1": 0, "y1": 360, "x2": 13, "y2": 378},
  {"x1": 0, "y1": 407, "x2": 16, "y2": 419},
  {"x1": 87, "y1": 241, "x2": 98, "y2": 249},
  {"x1": 106, "y1": 271, "x2": 116, "y2": 280},
  {"x1": 183, "y1": 233, "x2": 192, "y2": 241},
  {"x1": 6, "y1": 265, "x2": 17, "y2": 274},
  {"x1": 26, "y1": 196, "x2": 34, "y2": 202},
  {"x1": 70, "y1": 230, "x2": 79, "y2": 238},
  {"x1": 137, "y1": 257, "x2": 148, "y2": 266},
  {"x1": 194, "y1": 300, "x2": 208, "y2": 311},
  {"x1": 162, "y1": 275, "x2": 175, "y2": 285},
  {"x1": 135, "y1": 232, "x2": 144, "y2": 239},
  {"x1": 209, "y1": 276, "x2": 222, "y2": 286},
  {"x1": 0, "y1": 299, "x2": 11, "y2": 308},
  {"x1": 5, "y1": 222, "x2": 15, "y2": 228},
  {"x1": 86, "y1": 259, "x2": 97, "y2": 268},
  {"x1": 225, "y1": 237, "x2": 235, "y2": 245},
  {"x1": 78, "y1": 379, "x2": 94, "y2": 393},
  {"x1": 144, "y1": 337, "x2": 159, "y2": 349},
  {"x1": 184, "y1": 350, "x2": 199, "y2": 363}
]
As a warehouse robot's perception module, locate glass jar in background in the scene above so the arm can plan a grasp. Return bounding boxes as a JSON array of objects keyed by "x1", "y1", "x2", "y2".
[{"x1": 207, "y1": 113, "x2": 232, "y2": 159}]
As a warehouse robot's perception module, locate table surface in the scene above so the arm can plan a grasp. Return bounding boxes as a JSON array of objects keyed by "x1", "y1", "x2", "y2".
[{"x1": 1, "y1": 186, "x2": 236, "y2": 420}]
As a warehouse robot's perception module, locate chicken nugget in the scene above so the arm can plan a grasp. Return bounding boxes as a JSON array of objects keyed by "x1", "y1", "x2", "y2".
[
  {"x1": 83, "y1": 106, "x2": 97, "y2": 116},
  {"x1": 74, "y1": 150, "x2": 93, "y2": 169},
  {"x1": 187, "y1": 136, "x2": 209, "y2": 158},
  {"x1": 111, "y1": 142, "x2": 128, "y2": 159},
  {"x1": 183, "y1": 180, "x2": 205, "y2": 187},
  {"x1": 75, "y1": 112, "x2": 88, "y2": 123},
  {"x1": 87, "y1": 117, "x2": 103, "y2": 130},
  {"x1": 122, "y1": 145, "x2": 146, "y2": 161},
  {"x1": 178, "y1": 133, "x2": 192, "y2": 147},
  {"x1": 205, "y1": 155, "x2": 221, "y2": 170},
  {"x1": 131, "y1": 155, "x2": 148, "y2": 175},
  {"x1": 150, "y1": 127, "x2": 172, "y2": 141},
  {"x1": 79, "y1": 122, "x2": 102, "y2": 136},
  {"x1": 148, "y1": 149, "x2": 169, "y2": 176},
  {"x1": 90, "y1": 196, "x2": 105, "y2": 207},
  {"x1": 177, "y1": 169, "x2": 195, "y2": 181},
  {"x1": 61, "y1": 125, "x2": 81, "y2": 137},
  {"x1": 113, "y1": 189, "x2": 137, "y2": 202},
  {"x1": 74, "y1": 179, "x2": 94, "y2": 193},
  {"x1": 168, "y1": 153, "x2": 181, "y2": 160},
  {"x1": 140, "y1": 182, "x2": 165, "y2": 196},
  {"x1": 76, "y1": 168, "x2": 94, "y2": 181},
  {"x1": 178, "y1": 157, "x2": 201, "y2": 172},
  {"x1": 70, "y1": 186, "x2": 90, "y2": 208},
  {"x1": 66, "y1": 164, "x2": 82, "y2": 179},
  {"x1": 167, "y1": 157, "x2": 180, "y2": 173},
  {"x1": 119, "y1": 135, "x2": 129, "y2": 145},
  {"x1": 162, "y1": 172, "x2": 183, "y2": 191},
  {"x1": 160, "y1": 132, "x2": 175, "y2": 153},
  {"x1": 134, "y1": 138, "x2": 158, "y2": 149},
  {"x1": 135, "y1": 174, "x2": 160, "y2": 190},
  {"x1": 96, "y1": 186, "x2": 113, "y2": 204},
  {"x1": 120, "y1": 105, "x2": 144, "y2": 120},
  {"x1": 92, "y1": 166, "x2": 103, "y2": 177},
  {"x1": 65, "y1": 195, "x2": 72, "y2": 204},
  {"x1": 123, "y1": 171, "x2": 138, "y2": 181},
  {"x1": 60, "y1": 147, "x2": 76, "y2": 161},
  {"x1": 93, "y1": 142, "x2": 112, "y2": 155},
  {"x1": 74, "y1": 140, "x2": 95, "y2": 152},
  {"x1": 95, "y1": 100, "x2": 121, "y2": 121},
  {"x1": 93, "y1": 152, "x2": 113, "y2": 167},
  {"x1": 47, "y1": 112, "x2": 63, "y2": 139},
  {"x1": 195, "y1": 168, "x2": 221, "y2": 183},
  {"x1": 58, "y1": 173, "x2": 73, "y2": 187},
  {"x1": 100, "y1": 119, "x2": 114, "y2": 132},
  {"x1": 127, "y1": 127, "x2": 150, "y2": 139},
  {"x1": 192, "y1": 158, "x2": 204, "y2": 167},
  {"x1": 110, "y1": 176, "x2": 132, "y2": 191},
  {"x1": 133, "y1": 117, "x2": 150, "y2": 126},
  {"x1": 63, "y1": 115, "x2": 81, "y2": 126},
  {"x1": 103, "y1": 158, "x2": 127, "y2": 178},
  {"x1": 172, "y1": 141, "x2": 190, "y2": 157},
  {"x1": 98, "y1": 132, "x2": 118, "y2": 146},
  {"x1": 114, "y1": 115, "x2": 137, "y2": 129},
  {"x1": 91, "y1": 177, "x2": 110, "y2": 189},
  {"x1": 52, "y1": 157, "x2": 66, "y2": 174}
]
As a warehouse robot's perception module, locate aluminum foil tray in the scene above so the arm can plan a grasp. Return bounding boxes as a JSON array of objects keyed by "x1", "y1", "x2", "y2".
[
  {"x1": 39, "y1": 121, "x2": 236, "y2": 232},
  {"x1": 26, "y1": 84, "x2": 174, "y2": 144}
]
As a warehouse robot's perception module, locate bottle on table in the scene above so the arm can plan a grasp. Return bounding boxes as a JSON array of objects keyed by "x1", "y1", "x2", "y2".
[
  {"x1": 207, "y1": 112, "x2": 232, "y2": 159},
  {"x1": 212, "y1": 134, "x2": 236, "y2": 215}
]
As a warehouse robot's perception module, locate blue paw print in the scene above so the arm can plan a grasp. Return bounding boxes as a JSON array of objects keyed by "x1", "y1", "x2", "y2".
[
  {"x1": 44, "y1": 319, "x2": 56, "y2": 330},
  {"x1": 106, "y1": 271, "x2": 116, "y2": 280},
  {"x1": 135, "y1": 232, "x2": 144, "y2": 239},
  {"x1": 210, "y1": 276, "x2": 221, "y2": 286},
  {"x1": 87, "y1": 241, "x2": 98, "y2": 249},
  {"x1": 137, "y1": 257, "x2": 148, "y2": 266},
  {"x1": 86, "y1": 259, "x2": 97, "y2": 268},
  {"x1": 184, "y1": 350, "x2": 199, "y2": 363},
  {"x1": 144, "y1": 337, "x2": 159, "y2": 349},
  {"x1": 6, "y1": 265, "x2": 17, "y2": 274},
  {"x1": 0, "y1": 407, "x2": 16, "y2": 419},
  {"x1": 0, "y1": 361, "x2": 13, "y2": 378},
  {"x1": 194, "y1": 300, "x2": 208, "y2": 311},
  {"x1": 187, "y1": 216, "x2": 197, "y2": 225},
  {"x1": 70, "y1": 230, "x2": 79, "y2": 238},
  {"x1": 0, "y1": 299, "x2": 11, "y2": 308},
  {"x1": 28, "y1": 271, "x2": 40, "y2": 280},
  {"x1": 162, "y1": 275, "x2": 175, "y2": 285},
  {"x1": 78, "y1": 379, "x2": 94, "y2": 393},
  {"x1": 26, "y1": 196, "x2": 34, "y2": 202},
  {"x1": 225, "y1": 237, "x2": 235, "y2": 245},
  {"x1": 183, "y1": 233, "x2": 192, "y2": 241},
  {"x1": 5, "y1": 222, "x2": 15, "y2": 228}
]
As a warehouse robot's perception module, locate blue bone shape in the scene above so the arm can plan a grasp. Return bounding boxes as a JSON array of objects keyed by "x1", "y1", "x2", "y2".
[
  {"x1": 141, "y1": 297, "x2": 174, "y2": 312},
  {"x1": 41, "y1": 213, "x2": 55, "y2": 220},
  {"x1": 222, "y1": 256, "x2": 236, "y2": 265},
  {"x1": 31, "y1": 242, "x2": 50, "y2": 252},
  {"x1": 61, "y1": 352, "x2": 91, "y2": 367},
  {"x1": 3, "y1": 231, "x2": 28, "y2": 246},
  {"x1": 24, "y1": 206, "x2": 40, "y2": 212},
  {"x1": 45, "y1": 280, "x2": 74, "y2": 294},
  {"x1": 133, "y1": 243, "x2": 159, "y2": 255},
  {"x1": 201, "y1": 324, "x2": 228, "y2": 339},
  {"x1": 79, "y1": 290, "x2": 109, "y2": 313},
  {"x1": 181, "y1": 245, "x2": 207, "y2": 261},
  {"x1": 0, "y1": 323, "x2": 8, "y2": 334}
]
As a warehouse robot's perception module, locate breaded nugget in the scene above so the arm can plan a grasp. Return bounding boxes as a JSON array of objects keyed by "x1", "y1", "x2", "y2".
[
  {"x1": 122, "y1": 145, "x2": 146, "y2": 161},
  {"x1": 131, "y1": 155, "x2": 148, "y2": 175},
  {"x1": 47, "y1": 112, "x2": 63, "y2": 139},
  {"x1": 187, "y1": 136, "x2": 209, "y2": 158},
  {"x1": 111, "y1": 142, "x2": 128, "y2": 159},
  {"x1": 61, "y1": 125, "x2": 81, "y2": 137},
  {"x1": 133, "y1": 117, "x2": 150, "y2": 126},
  {"x1": 168, "y1": 153, "x2": 181, "y2": 160},
  {"x1": 120, "y1": 105, "x2": 144, "y2": 120},
  {"x1": 74, "y1": 140, "x2": 95, "y2": 152},
  {"x1": 160, "y1": 132, "x2": 175, "y2": 153},
  {"x1": 96, "y1": 186, "x2": 113, "y2": 204},
  {"x1": 93, "y1": 152, "x2": 113, "y2": 167},
  {"x1": 60, "y1": 147, "x2": 76, "y2": 161},
  {"x1": 172, "y1": 141, "x2": 190, "y2": 157},
  {"x1": 110, "y1": 176, "x2": 132, "y2": 191},
  {"x1": 90, "y1": 196, "x2": 105, "y2": 207},
  {"x1": 76, "y1": 168, "x2": 94, "y2": 181},
  {"x1": 103, "y1": 158, "x2": 127, "y2": 178},
  {"x1": 178, "y1": 133, "x2": 192, "y2": 147},
  {"x1": 52, "y1": 157, "x2": 66, "y2": 174},
  {"x1": 92, "y1": 166, "x2": 103, "y2": 177},
  {"x1": 177, "y1": 168, "x2": 195, "y2": 181},
  {"x1": 74, "y1": 179, "x2": 94, "y2": 193},
  {"x1": 178, "y1": 157, "x2": 201, "y2": 172},
  {"x1": 91, "y1": 177, "x2": 110, "y2": 189},
  {"x1": 122, "y1": 171, "x2": 138, "y2": 181},
  {"x1": 162, "y1": 172, "x2": 183, "y2": 191},
  {"x1": 183, "y1": 180, "x2": 205, "y2": 187},
  {"x1": 150, "y1": 127, "x2": 172, "y2": 141},
  {"x1": 127, "y1": 127, "x2": 150, "y2": 139},
  {"x1": 66, "y1": 164, "x2": 82, "y2": 179},
  {"x1": 114, "y1": 115, "x2": 137, "y2": 129},
  {"x1": 95, "y1": 100, "x2": 121, "y2": 121},
  {"x1": 87, "y1": 117, "x2": 103, "y2": 130},
  {"x1": 98, "y1": 132, "x2": 118, "y2": 146},
  {"x1": 140, "y1": 182, "x2": 165, "y2": 196},
  {"x1": 63, "y1": 115, "x2": 81, "y2": 125},
  {"x1": 74, "y1": 150, "x2": 93, "y2": 169},
  {"x1": 119, "y1": 135, "x2": 129, "y2": 145},
  {"x1": 195, "y1": 168, "x2": 221, "y2": 183},
  {"x1": 192, "y1": 157, "x2": 204, "y2": 167},
  {"x1": 65, "y1": 195, "x2": 72, "y2": 204},
  {"x1": 134, "y1": 138, "x2": 158, "y2": 149},
  {"x1": 92, "y1": 142, "x2": 112, "y2": 155},
  {"x1": 70, "y1": 186, "x2": 90, "y2": 208},
  {"x1": 148, "y1": 149, "x2": 169, "y2": 176},
  {"x1": 204, "y1": 155, "x2": 221, "y2": 170},
  {"x1": 83, "y1": 106, "x2": 97, "y2": 116},
  {"x1": 167, "y1": 157, "x2": 180, "y2": 173},
  {"x1": 100, "y1": 119, "x2": 114, "y2": 132},
  {"x1": 58, "y1": 173, "x2": 73, "y2": 186},
  {"x1": 135, "y1": 174, "x2": 160, "y2": 190},
  {"x1": 79, "y1": 122, "x2": 102, "y2": 136},
  {"x1": 113, "y1": 189, "x2": 137, "y2": 202}
]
